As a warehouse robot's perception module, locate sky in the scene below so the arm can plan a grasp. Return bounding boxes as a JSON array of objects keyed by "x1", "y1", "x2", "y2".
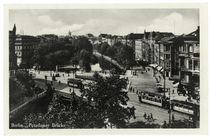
[{"x1": 9, "y1": 9, "x2": 199, "y2": 36}]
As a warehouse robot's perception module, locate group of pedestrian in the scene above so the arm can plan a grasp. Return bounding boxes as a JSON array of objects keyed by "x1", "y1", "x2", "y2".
[
  {"x1": 143, "y1": 112, "x2": 154, "y2": 122},
  {"x1": 129, "y1": 86, "x2": 135, "y2": 93},
  {"x1": 129, "y1": 86, "x2": 140, "y2": 94}
]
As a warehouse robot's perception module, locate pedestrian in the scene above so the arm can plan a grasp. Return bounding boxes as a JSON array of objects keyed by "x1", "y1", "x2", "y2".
[
  {"x1": 150, "y1": 113, "x2": 153, "y2": 120},
  {"x1": 163, "y1": 121, "x2": 167, "y2": 128},
  {"x1": 147, "y1": 114, "x2": 150, "y2": 121},
  {"x1": 63, "y1": 74, "x2": 64, "y2": 77},
  {"x1": 58, "y1": 81, "x2": 61, "y2": 85},
  {"x1": 131, "y1": 106, "x2": 136, "y2": 119},
  {"x1": 143, "y1": 112, "x2": 147, "y2": 119},
  {"x1": 69, "y1": 88, "x2": 72, "y2": 93},
  {"x1": 172, "y1": 114, "x2": 175, "y2": 122}
]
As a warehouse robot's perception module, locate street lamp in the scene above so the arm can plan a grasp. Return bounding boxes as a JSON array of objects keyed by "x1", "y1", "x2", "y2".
[
  {"x1": 163, "y1": 59, "x2": 166, "y2": 97},
  {"x1": 72, "y1": 64, "x2": 78, "y2": 99},
  {"x1": 72, "y1": 65, "x2": 75, "y2": 98},
  {"x1": 161, "y1": 56, "x2": 166, "y2": 98},
  {"x1": 168, "y1": 88, "x2": 172, "y2": 128}
]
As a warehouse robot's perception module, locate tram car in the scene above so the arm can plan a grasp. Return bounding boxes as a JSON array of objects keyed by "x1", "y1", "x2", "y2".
[
  {"x1": 137, "y1": 91, "x2": 199, "y2": 117},
  {"x1": 67, "y1": 78, "x2": 84, "y2": 89},
  {"x1": 171, "y1": 99, "x2": 199, "y2": 116},
  {"x1": 137, "y1": 91, "x2": 168, "y2": 108}
]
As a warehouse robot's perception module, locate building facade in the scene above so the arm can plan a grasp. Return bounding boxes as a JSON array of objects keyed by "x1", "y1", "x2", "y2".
[
  {"x1": 135, "y1": 39, "x2": 143, "y2": 61},
  {"x1": 126, "y1": 33, "x2": 144, "y2": 61},
  {"x1": 177, "y1": 27, "x2": 200, "y2": 97},
  {"x1": 159, "y1": 37, "x2": 175, "y2": 77},
  {"x1": 15, "y1": 35, "x2": 40, "y2": 67},
  {"x1": 9, "y1": 24, "x2": 17, "y2": 70}
]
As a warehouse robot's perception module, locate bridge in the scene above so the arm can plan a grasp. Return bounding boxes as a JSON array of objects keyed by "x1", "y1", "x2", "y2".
[{"x1": 93, "y1": 50, "x2": 125, "y2": 71}]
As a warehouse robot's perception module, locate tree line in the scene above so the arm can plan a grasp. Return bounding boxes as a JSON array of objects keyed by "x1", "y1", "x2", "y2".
[
  {"x1": 31, "y1": 36, "x2": 96, "y2": 72},
  {"x1": 94, "y1": 41, "x2": 136, "y2": 69}
]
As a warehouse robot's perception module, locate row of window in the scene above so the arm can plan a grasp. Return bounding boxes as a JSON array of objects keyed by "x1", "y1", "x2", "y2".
[
  {"x1": 15, "y1": 51, "x2": 33, "y2": 56},
  {"x1": 15, "y1": 45, "x2": 36, "y2": 50},
  {"x1": 181, "y1": 59, "x2": 200, "y2": 70},
  {"x1": 179, "y1": 44, "x2": 199, "y2": 53}
]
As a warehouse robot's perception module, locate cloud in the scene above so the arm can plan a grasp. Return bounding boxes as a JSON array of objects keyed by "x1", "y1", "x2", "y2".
[
  {"x1": 39, "y1": 24, "x2": 84, "y2": 35},
  {"x1": 73, "y1": 18, "x2": 118, "y2": 35},
  {"x1": 37, "y1": 15, "x2": 84, "y2": 35},
  {"x1": 38, "y1": 15, "x2": 63, "y2": 26},
  {"x1": 10, "y1": 9, "x2": 199, "y2": 36},
  {"x1": 137, "y1": 12, "x2": 197, "y2": 35}
]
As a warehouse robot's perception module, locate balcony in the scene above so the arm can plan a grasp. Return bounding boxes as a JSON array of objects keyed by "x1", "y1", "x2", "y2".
[
  {"x1": 181, "y1": 66, "x2": 200, "y2": 74},
  {"x1": 163, "y1": 51, "x2": 170, "y2": 54},
  {"x1": 192, "y1": 67, "x2": 200, "y2": 75},
  {"x1": 179, "y1": 52, "x2": 188, "y2": 57},
  {"x1": 181, "y1": 79, "x2": 190, "y2": 86},
  {"x1": 194, "y1": 46, "x2": 200, "y2": 53}
]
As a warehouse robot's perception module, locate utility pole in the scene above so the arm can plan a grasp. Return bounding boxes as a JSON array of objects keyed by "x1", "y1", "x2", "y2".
[
  {"x1": 72, "y1": 65, "x2": 75, "y2": 97},
  {"x1": 163, "y1": 58, "x2": 166, "y2": 97},
  {"x1": 169, "y1": 88, "x2": 171, "y2": 128}
]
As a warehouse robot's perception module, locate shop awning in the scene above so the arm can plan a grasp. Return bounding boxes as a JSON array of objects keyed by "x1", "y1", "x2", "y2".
[
  {"x1": 156, "y1": 66, "x2": 163, "y2": 72},
  {"x1": 149, "y1": 64, "x2": 158, "y2": 68},
  {"x1": 173, "y1": 82, "x2": 179, "y2": 88}
]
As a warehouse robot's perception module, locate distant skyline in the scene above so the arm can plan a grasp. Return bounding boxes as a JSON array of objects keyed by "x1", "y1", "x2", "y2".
[{"x1": 9, "y1": 9, "x2": 199, "y2": 36}]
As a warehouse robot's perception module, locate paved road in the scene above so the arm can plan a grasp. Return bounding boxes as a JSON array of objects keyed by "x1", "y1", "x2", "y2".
[
  {"x1": 125, "y1": 67, "x2": 192, "y2": 125},
  {"x1": 127, "y1": 93, "x2": 190, "y2": 125},
  {"x1": 31, "y1": 68, "x2": 192, "y2": 126},
  {"x1": 128, "y1": 69, "x2": 157, "y2": 93}
]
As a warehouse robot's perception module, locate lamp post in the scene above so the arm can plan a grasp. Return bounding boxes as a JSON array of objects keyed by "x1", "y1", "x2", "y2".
[
  {"x1": 168, "y1": 88, "x2": 172, "y2": 128},
  {"x1": 72, "y1": 65, "x2": 75, "y2": 98},
  {"x1": 163, "y1": 57, "x2": 166, "y2": 97}
]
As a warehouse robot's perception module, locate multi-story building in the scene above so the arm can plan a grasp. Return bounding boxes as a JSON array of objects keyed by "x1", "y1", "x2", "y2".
[
  {"x1": 177, "y1": 27, "x2": 200, "y2": 96},
  {"x1": 148, "y1": 31, "x2": 174, "y2": 65},
  {"x1": 135, "y1": 39, "x2": 143, "y2": 61},
  {"x1": 15, "y1": 35, "x2": 40, "y2": 67},
  {"x1": 126, "y1": 33, "x2": 144, "y2": 61},
  {"x1": 158, "y1": 37, "x2": 176, "y2": 77},
  {"x1": 9, "y1": 24, "x2": 17, "y2": 70},
  {"x1": 141, "y1": 40, "x2": 150, "y2": 62}
]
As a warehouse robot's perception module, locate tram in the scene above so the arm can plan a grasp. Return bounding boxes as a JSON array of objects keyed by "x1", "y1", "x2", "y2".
[
  {"x1": 137, "y1": 91, "x2": 199, "y2": 117},
  {"x1": 171, "y1": 99, "x2": 199, "y2": 116},
  {"x1": 137, "y1": 91, "x2": 167, "y2": 107},
  {"x1": 67, "y1": 78, "x2": 84, "y2": 89},
  {"x1": 75, "y1": 74, "x2": 96, "y2": 81}
]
